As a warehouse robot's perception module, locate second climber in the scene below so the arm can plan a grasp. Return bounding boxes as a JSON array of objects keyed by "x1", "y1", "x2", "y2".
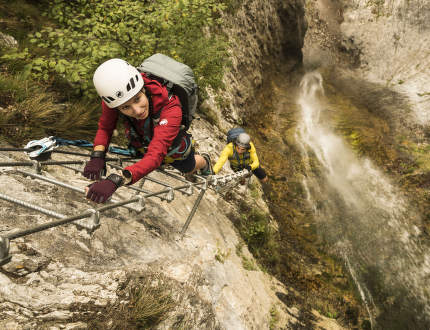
[{"x1": 213, "y1": 131, "x2": 268, "y2": 183}]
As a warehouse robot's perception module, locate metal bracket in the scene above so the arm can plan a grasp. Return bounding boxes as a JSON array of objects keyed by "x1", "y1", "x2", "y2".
[
  {"x1": 75, "y1": 209, "x2": 101, "y2": 231},
  {"x1": 132, "y1": 195, "x2": 146, "y2": 213},
  {"x1": 184, "y1": 183, "x2": 193, "y2": 196},
  {"x1": 0, "y1": 236, "x2": 11, "y2": 266},
  {"x1": 180, "y1": 183, "x2": 207, "y2": 237},
  {"x1": 166, "y1": 188, "x2": 174, "y2": 203},
  {"x1": 134, "y1": 178, "x2": 145, "y2": 195},
  {"x1": 31, "y1": 160, "x2": 41, "y2": 174}
]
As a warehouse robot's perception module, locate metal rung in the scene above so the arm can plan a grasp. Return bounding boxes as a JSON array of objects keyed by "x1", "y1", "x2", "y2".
[{"x1": 18, "y1": 170, "x2": 140, "y2": 212}]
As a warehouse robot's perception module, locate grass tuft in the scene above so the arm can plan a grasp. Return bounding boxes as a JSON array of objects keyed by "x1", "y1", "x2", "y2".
[
  {"x1": 88, "y1": 274, "x2": 175, "y2": 330},
  {"x1": 0, "y1": 70, "x2": 100, "y2": 144}
]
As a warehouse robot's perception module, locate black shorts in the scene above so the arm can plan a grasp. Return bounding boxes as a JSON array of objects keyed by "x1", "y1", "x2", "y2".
[
  {"x1": 170, "y1": 148, "x2": 196, "y2": 173},
  {"x1": 252, "y1": 166, "x2": 267, "y2": 180}
]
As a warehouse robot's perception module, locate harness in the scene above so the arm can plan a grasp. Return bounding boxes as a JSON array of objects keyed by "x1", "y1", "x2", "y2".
[
  {"x1": 229, "y1": 145, "x2": 251, "y2": 171},
  {"x1": 123, "y1": 88, "x2": 192, "y2": 163}
]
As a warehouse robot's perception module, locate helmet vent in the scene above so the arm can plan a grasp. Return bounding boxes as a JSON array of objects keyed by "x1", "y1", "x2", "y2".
[
  {"x1": 102, "y1": 96, "x2": 115, "y2": 103},
  {"x1": 126, "y1": 77, "x2": 136, "y2": 92}
]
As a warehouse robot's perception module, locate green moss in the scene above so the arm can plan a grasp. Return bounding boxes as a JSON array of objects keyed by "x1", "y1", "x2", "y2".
[
  {"x1": 235, "y1": 242, "x2": 258, "y2": 271},
  {"x1": 248, "y1": 182, "x2": 260, "y2": 199},
  {"x1": 242, "y1": 257, "x2": 258, "y2": 271},
  {"x1": 269, "y1": 306, "x2": 279, "y2": 330}
]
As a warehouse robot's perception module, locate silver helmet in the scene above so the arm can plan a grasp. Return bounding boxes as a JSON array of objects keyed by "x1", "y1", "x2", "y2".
[{"x1": 236, "y1": 133, "x2": 251, "y2": 149}]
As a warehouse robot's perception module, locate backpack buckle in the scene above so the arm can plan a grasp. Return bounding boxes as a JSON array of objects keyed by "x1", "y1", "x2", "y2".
[{"x1": 166, "y1": 81, "x2": 174, "y2": 90}]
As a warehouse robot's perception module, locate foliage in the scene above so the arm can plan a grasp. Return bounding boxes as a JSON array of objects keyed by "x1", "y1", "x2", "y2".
[
  {"x1": 0, "y1": 0, "x2": 236, "y2": 142},
  {"x1": 215, "y1": 247, "x2": 231, "y2": 263},
  {"x1": 126, "y1": 278, "x2": 175, "y2": 328},
  {"x1": 269, "y1": 306, "x2": 279, "y2": 330},
  {"x1": 0, "y1": 72, "x2": 99, "y2": 144},
  {"x1": 241, "y1": 255, "x2": 258, "y2": 271},
  {"x1": 0, "y1": 71, "x2": 37, "y2": 104},
  {"x1": 235, "y1": 242, "x2": 258, "y2": 271},
  {"x1": 233, "y1": 202, "x2": 281, "y2": 272},
  {"x1": 248, "y1": 181, "x2": 260, "y2": 199},
  {"x1": 1, "y1": 0, "x2": 230, "y2": 100},
  {"x1": 366, "y1": 0, "x2": 388, "y2": 17},
  {"x1": 240, "y1": 208, "x2": 271, "y2": 249},
  {"x1": 0, "y1": 0, "x2": 49, "y2": 42}
]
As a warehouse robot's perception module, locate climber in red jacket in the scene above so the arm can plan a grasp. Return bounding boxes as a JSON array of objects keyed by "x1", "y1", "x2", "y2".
[{"x1": 83, "y1": 58, "x2": 212, "y2": 203}]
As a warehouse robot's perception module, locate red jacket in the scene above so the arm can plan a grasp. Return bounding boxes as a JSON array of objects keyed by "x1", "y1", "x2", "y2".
[{"x1": 94, "y1": 73, "x2": 184, "y2": 184}]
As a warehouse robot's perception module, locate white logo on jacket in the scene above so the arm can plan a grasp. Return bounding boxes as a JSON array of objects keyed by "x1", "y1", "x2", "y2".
[{"x1": 159, "y1": 119, "x2": 168, "y2": 126}]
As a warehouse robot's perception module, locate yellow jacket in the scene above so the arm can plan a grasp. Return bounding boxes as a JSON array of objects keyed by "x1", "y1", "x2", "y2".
[{"x1": 213, "y1": 142, "x2": 259, "y2": 174}]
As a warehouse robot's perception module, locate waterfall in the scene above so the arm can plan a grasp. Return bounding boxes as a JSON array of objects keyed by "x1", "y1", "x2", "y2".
[{"x1": 296, "y1": 72, "x2": 430, "y2": 329}]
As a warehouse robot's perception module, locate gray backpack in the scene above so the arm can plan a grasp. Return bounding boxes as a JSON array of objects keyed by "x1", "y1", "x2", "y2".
[
  {"x1": 227, "y1": 127, "x2": 246, "y2": 144},
  {"x1": 137, "y1": 53, "x2": 198, "y2": 130}
]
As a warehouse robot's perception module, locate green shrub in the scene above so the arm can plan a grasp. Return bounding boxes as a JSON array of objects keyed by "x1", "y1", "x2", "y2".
[
  {"x1": 2, "y1": 0, "x2": 230, "y2": 100},
  {"x1": 233, "y1": 204, "x2": 281, "y2": 273}
]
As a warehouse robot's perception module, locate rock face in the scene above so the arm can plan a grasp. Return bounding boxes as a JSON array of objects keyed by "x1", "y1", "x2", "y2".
[
  {"x1": 0, "y1": 32, "x2": 17, "y2": 49},
  {"x1": 303, "y1": 0, "x2": 430, "y2": 125},
  {"x1": 341, "y1": 0, "x2": 430, "y2": 124},
  {"x1": 205, "y1": 0, "x2": 307, "y2": 128}
]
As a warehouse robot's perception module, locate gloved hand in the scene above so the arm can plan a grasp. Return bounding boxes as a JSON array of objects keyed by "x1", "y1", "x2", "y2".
[
  {"x1": 244, "y1": 165, "x2": 252, "y2": 177},
  {"x1": 83, "y1": 151, "x2": 106, "y2": 180},
  {"x1": 86, "y1": 174, "x2": 124, "y2": 203}
]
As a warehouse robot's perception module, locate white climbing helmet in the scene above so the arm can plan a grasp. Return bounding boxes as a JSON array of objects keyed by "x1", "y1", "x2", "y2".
[
  {"x1": 236, "y1": 133, "x2": 251, "y2": 149},
  {"x1": 93, "y1": 58, "x2": 144, "y2": 109}
]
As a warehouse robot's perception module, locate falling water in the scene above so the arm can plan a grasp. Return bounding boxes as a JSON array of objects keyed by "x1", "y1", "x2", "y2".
[{"x1": 296, "y1": 72, "x2": 430, "y2": 329}]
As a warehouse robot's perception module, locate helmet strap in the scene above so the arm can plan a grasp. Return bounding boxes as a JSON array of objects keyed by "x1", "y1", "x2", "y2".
[{"x1": 144, "y1": 88, "x2": 153, "y2": 116}]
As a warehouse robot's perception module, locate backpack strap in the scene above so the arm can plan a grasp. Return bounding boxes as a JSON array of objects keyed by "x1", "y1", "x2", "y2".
[
  {"x1": 145, "y1": 73, "x2": 174, "y2": 100},
  {"x1": 230, "y1": 146, "x2": 251, "y2": 171},
  {"x1": 122, "y1": 87, "x2": 184, "y2": 154}
]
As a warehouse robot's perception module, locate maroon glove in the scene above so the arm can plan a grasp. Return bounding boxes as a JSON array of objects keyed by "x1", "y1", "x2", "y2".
[
  {"x1": 83, "y1": 151, "x2": 106, "y2": 180},
  {"x1": 86, "y1": 174, "x2": 124, "y2": 203}
]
